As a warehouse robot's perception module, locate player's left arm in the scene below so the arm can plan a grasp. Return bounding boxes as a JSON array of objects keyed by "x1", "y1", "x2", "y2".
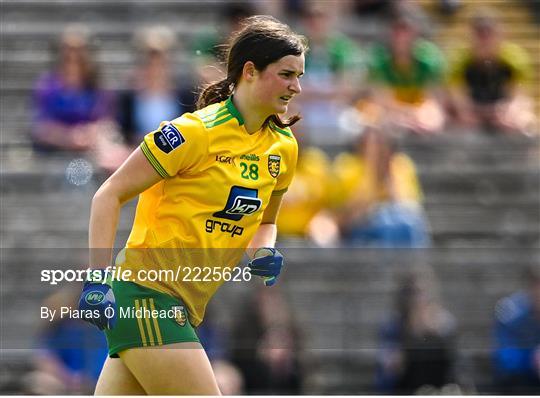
[
  {"x1": 246, "y1": 194, "x2": 285, "y2": 286},
  {"x1": 247, "y1": 194, "x2": 283, "y2": 256}
]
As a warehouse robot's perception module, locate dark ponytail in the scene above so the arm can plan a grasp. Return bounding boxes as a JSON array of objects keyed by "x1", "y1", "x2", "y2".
[
  {"x1": 196, "y1": 77, "x2": 233, "y2": 110},
  {"x1": 196, "y1": 15, "x2": 308, "y2": 129},
  {"x1": 267, "y1": 114, "x2": 301, "y2": 129}
]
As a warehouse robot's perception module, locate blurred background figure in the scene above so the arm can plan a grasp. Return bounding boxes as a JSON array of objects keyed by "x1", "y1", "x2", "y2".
[
  {"x1": 376, "y1": 267, "x2": 459, "y2": 394},
  {"x1": 523, "y1": 0, "x2": 540, "y2": 23},
  {"x1": 493, "y1": 265, "x2": 540, "y2": 393},
  {"x1": 295, "y1": 2, "x2": 365, "y2": 145},
  {"x1": 197, "y1": 307, "x2": 245, "y2": 395},
  {"x1": 276, "y1": 134, "x2": 341, "y2": 247},
  {"x1": 351, "y1": 0, "x2": 434, "y2": 29},
  {"x1": 448, "y1": 8, "x2": 536, "y2": 135},
  {"x1": 30, "y1": 25, "x2": 125, "y2": 172},
  {"x1": 189, "y1": 2, "x2": 256, "y2": 62},
  {"x1": 367, "y1": 14, "x2": 446, "y2": 135},
  {"x1": 117, "y1": 26, "x2": 197, "y2": 147},
  {"x1": 437, "y1": 0, "x2": 463, "y2": 16},
  {"x1": 25, "y1": 286, "x2": 108, "y2": 395},
  {"x1": 350, "y1": 0, "x2": 395, "y2": 19},
  {"x1": 189, "y1": 2, "x2": 256, "y2": 89},
  {"x1": 334, "y1": 127, "x2": 430, "y2": 248},
  {"x1": 231, "y1": 287, "x2": 303, "y2": 394}
]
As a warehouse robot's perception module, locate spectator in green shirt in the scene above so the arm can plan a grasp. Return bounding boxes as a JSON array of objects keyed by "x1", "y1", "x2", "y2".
[
  {"x1": 367, "y1": 15, "x2": 446, "y2": 135},
  {"x1": 295, "y1": 3, "x2": 366, "y2": 145}
]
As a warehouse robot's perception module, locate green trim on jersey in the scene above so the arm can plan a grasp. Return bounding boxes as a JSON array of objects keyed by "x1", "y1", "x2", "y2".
[
  {"x1": 140, "y1": 142, "x2": 169, "y2": 178},
  {"x1": 205, "y1": 114, "x2": 235, "y2": 129},
  {"x1": 202, "y1": 103, "x2": 236, "y2": 129},
  {"x1": 225, "y1": 96, "x2": 244, "y2": 126},
  {"x1": 201, "y1": 105, "x2": 228, "y2": 122},
  {"x1": 105, "y1": 281, "x2": 200, "y2": 358}
]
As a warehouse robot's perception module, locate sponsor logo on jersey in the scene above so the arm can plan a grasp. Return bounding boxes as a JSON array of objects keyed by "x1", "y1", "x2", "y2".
[
  {"x1": 268, "y1": 155, "x2": 281, "y2": 178},
  {"x1": 240, "y1": 154, "x2": 260, "y2": 162},
  {"x1": 154, "y1": 123, "x2": 185, "y2": 153},
  {"x1": 226, "y1": 196, "x2": 261, "y2": 216},
  {"x1": 205, "y1": 219, "x2": 244, "y2": 237},
  {"x1": 213, "y1": 186, "x2": 262, "y2": 221},
  {"x1": 215, "y1": 155, "x2": 235, "y2": 165},
  {"x1": 171, "y1": 305, "x2": 187, "y2": 326}
]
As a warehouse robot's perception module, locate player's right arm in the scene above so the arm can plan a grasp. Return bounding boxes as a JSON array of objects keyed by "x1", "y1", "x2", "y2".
[
  {"x1": 90, "y1": 114, "x2": 208, "y2": 266},
  {"x1": 80, "y1": 148, "x2": 163, "y2": 330},
  {"x1": 89, "y1": 147, "x2": 163, "y2": 268}
]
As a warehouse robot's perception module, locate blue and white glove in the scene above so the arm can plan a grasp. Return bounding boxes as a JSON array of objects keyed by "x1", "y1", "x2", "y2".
[
  {"x1": 78, "y1": 269, "x2": 116, "y2": 330},
  {"x1": 248, "y1": 248, "x2": 284, "y2": 287}
]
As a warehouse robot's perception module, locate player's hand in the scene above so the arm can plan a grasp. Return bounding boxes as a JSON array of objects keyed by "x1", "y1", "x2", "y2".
[
  {"x1": 78, "y1": 269, "x2": 116, "y2": 330},
  {"x1": 248, "y1": 248, "x2": 284, "y2": 287}
]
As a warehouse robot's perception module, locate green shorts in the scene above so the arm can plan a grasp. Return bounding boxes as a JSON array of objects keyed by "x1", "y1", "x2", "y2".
[{"x1": 105, "y1": 281, "x2": 199, "y2": 357}]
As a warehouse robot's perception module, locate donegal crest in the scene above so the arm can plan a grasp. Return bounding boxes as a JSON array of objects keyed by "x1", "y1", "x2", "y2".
[
  {"x1": 268, "y1": 155, "x2": 281, "y2": 178},
  {"x1": 172, "y1": 305, "x2": 187, "y2": 327}
]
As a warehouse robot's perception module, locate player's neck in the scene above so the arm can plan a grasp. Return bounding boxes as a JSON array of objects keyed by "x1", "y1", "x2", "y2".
[{"x1": 232, "y1": 91, "x2": 266, "y2": 134}]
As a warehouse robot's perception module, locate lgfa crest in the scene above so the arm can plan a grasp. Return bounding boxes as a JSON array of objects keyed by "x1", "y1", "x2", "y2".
[
  {"x1": 171, "y1": 305, "x2": 187, "y2": 326},
  {"x1": 268, "y1": 155, "x2": 281, "y2": 178}
]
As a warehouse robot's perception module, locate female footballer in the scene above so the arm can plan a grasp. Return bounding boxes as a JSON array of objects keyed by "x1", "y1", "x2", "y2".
[{"x1": 78, "y1": 16, "x2": 307, "y2": 395}]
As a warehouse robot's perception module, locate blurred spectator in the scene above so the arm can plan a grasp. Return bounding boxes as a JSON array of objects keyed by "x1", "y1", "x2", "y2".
[
  {"x1": 448, "y1": 8, "x2": 536, "y2": 135},
  {"x1": 31, "y1": 25, "x2": 126, "y2": 171},
  {"x1": 295, "y1": 3, "x2": 365, "y2": 145},
  {"x1": 231, "y1": 287, "x2": 303, "y2": 394},
  {"x1": 189, "y1": 2, "x2": 256, "y2": 86},
  {"x1": 26, "y1": 286, "x2": 107, "y2": 394},
  {"x1": 367, "y1": 15, "x2": 446, "y2": 134},
  {"x1": 523, "y1": 0, "x2": 540, "y2": 24},
  {"x1": 437, "y1": 0, "x2": 462, "y2": 16},
  {"x1": 117, "y1": 27, "x2": 197, "y2": 146},
  {"x1": 198, "y1": 306, "x2": 245, "y2": 395},
  {"x1": 338, "y1": 89, "x2": 386, "y2": 139},
  {"x1": 334, "y1": 127, "x2": 430, "y2": 248},
  {"x1": 277, "y1": 141, "x2": 339, "y2": 246},
  {"x1": 351, "y1": 0, "x2": 394, "y2": 18},
  {"x1": 376, "y1": 267, "x2": 458, "y2": 394},
  {"x1": 493, "y1": 265, "x2": 540, "y2": 393},
  {"x1": 352, "y1": 0, "x2": 435, "y2": 28},
  {"x1": 190, "y1": 2, "x2": 256, "y2": 60}
]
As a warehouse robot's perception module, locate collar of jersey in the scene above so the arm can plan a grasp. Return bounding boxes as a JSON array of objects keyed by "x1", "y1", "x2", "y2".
[{"x1": 225, "y1": 96, "x2": 245, "y2": 126}]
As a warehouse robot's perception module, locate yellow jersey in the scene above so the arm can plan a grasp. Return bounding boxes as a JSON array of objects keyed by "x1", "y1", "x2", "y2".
[
  {"x1": 333, "y1": 152, "x2": 422, "y2": 205},
  {"x1": 119, "y1": 97, "x2": 298, "y2": 325},
  {"x1": 448, "y1": 41, "x2": 532, "y2": 87},
  {"x1": 277, "y1": 147, "x2": 333, "y2": 236}
]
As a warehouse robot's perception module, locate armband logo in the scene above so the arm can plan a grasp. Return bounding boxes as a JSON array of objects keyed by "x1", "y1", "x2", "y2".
[
  {"x1": 84, "y1": 291, "x2": 105, "y2": 305},
  {"x1": 154, "y1": 123, "x2": 185, "y2": 153}
]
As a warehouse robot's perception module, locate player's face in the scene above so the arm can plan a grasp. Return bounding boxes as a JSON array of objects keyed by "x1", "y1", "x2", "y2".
[{"x1": 253, "y1": 53, "x2": 305, "y2": 115}]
